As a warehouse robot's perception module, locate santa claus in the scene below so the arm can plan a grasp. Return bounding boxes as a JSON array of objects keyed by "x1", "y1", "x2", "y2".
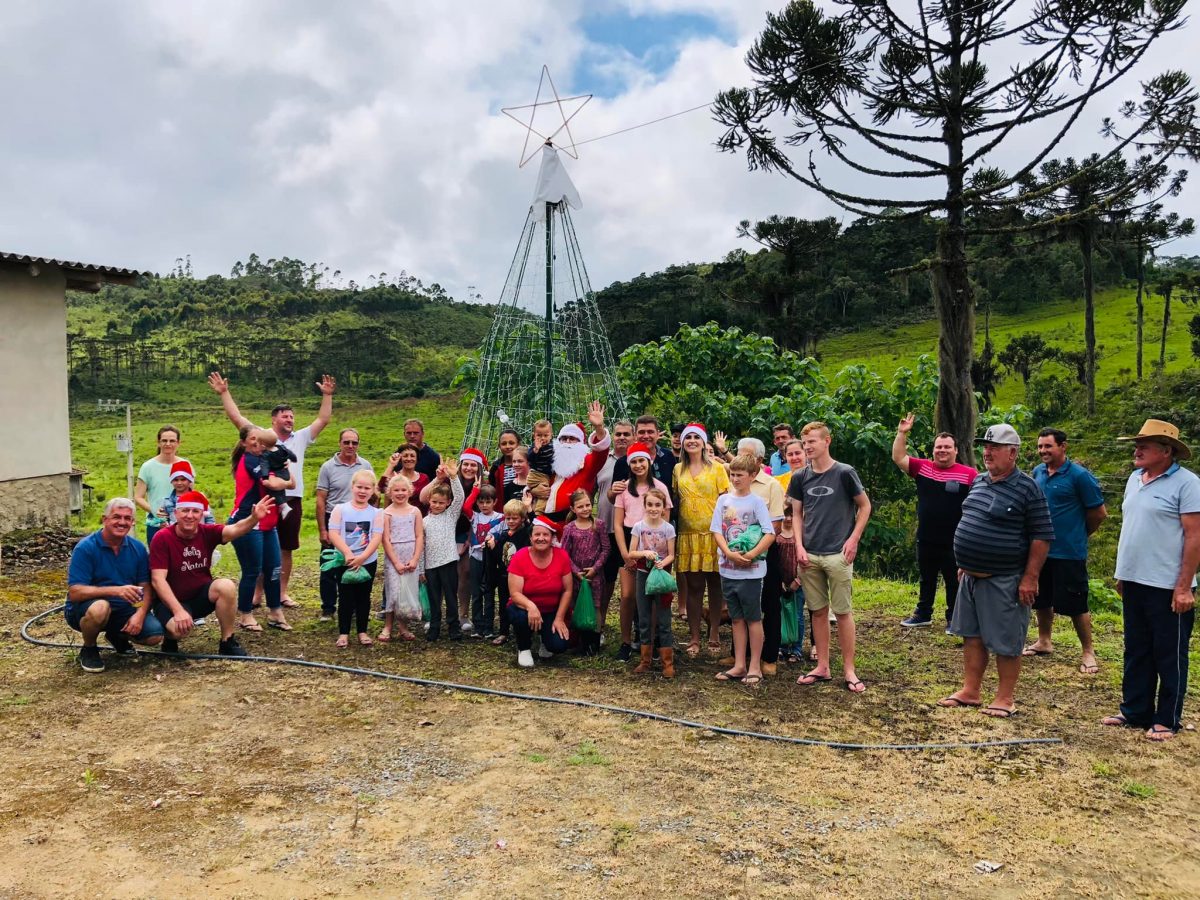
[{"x1": 542, "y1": 401, "x2": 610, "y2": 529}]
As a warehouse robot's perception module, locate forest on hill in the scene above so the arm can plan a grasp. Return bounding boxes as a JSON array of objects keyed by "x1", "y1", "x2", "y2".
[{"x1": 66, "y1": 208, "x2": 1178, "y2": 408}]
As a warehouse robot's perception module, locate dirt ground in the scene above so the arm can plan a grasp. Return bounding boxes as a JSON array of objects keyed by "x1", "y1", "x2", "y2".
[{"x1": 1, "y1": 566, "x2": 1197, "y2": 899}]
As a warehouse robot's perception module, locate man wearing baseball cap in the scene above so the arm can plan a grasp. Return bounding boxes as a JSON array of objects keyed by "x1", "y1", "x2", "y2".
[
  {"x1": 148, "y1": 490, "x2": 277, "y2": 657},
  {"x1": 940, "y1": 423, "x2": 1055, "y2": 717},
  {"x1": 1104, "y1": 419, "x2": 1200, "y2": 741}
]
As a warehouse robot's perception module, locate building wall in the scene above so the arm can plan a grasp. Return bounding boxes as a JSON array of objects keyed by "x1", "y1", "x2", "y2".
[
  {"x1": 0, "y1": 473, "x2": 69, "y2": 533},
  {"x1": 0, "y1": 265, "x2": 72, "y2": 485}
]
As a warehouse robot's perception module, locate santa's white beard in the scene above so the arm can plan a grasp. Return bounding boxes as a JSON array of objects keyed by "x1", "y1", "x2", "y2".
[{"x1": 552, "y1": 440, "x2": 590, "y2": 478}]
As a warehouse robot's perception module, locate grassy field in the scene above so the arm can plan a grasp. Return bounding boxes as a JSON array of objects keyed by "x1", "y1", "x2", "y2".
[{"x1": 821, "y1": 285, "x2": 1192, "y2": 406}]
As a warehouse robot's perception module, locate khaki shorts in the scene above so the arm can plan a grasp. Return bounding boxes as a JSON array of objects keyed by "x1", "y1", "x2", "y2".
[{"x1": 801, "y1": 552, "x2": 854, "y2": 615}]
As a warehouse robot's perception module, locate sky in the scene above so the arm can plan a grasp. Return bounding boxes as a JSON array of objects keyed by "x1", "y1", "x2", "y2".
[{"x1": 1, "y1": 1, "x2": 1197, "y2": 303}]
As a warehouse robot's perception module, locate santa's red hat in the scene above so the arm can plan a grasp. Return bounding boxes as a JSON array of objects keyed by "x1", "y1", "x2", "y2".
[
  {"x1": 175, "y1": 490, "x2": 209, "y2": 512},
  {"x1": 680, "y1": 423, "x2": 707, "y2": 444},
  {"x1": 531, "y1": 515, "x2": 558, "y2": 533},
  {"x1": 459, "y1": 447, "x2": 488, "y2": 470},
  {"x1": 557, "y1": 422, "x2": 586, "y2": 442},
  {"x1": 626, "y1": 442, "x2": 654, "y2": 465},
  {"x1": 169, "y1": 460, "x2": 196, "y2": 483}
]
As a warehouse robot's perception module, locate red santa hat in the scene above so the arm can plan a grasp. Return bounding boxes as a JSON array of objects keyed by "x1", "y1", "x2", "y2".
[
  {"x1": 175, "y1": 490, "x2": 209, "y2": 512},
  {"x1": 459, "y1": 447, "x2": 488, "y2": 470},
  {"x1": 626, "y1": 442, "x2": 654, "y2": 465},
  {"x1": 557, "y1": 422, "x2": 586, "y2": 442},
  {"x1": 531, "y1": 515, "x2": 558, "y2": 533},
  {"x1": 169, "y1": 460, "x2": 196, "y2": 483},
  {"x1": 680, "y1": 423, "x2": 707, "y2": 444}
]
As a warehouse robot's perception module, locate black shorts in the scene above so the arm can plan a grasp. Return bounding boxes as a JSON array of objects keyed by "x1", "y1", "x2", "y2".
[
  {"x1": 276, "y1": 497, "x2": 304, "y2": 551},
  {"x1": 603, "y1": 532, "x2": 622, "y2": 583},
  {"x1": 1034, "y1": 558, "x2": 1089, "y2": 617},
  {"x1": 152, "y1": 583, "x2": 217, "y2": 627}
]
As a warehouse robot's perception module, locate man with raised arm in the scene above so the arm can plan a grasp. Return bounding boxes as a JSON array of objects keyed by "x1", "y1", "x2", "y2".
[
  {"x1": 208, "y1": 371, "x2": 335, "y2": 606},
  {"x1": 149, "y1": 491, "x2": 275, "y2": 657},
  {"x1": 892, "y1": 413, "x2": 978, "y2": 629}
]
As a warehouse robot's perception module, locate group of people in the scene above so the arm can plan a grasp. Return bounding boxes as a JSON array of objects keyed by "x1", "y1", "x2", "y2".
[{"x1": 64, "y1": 373, "x2": 1198, "y2": 741}]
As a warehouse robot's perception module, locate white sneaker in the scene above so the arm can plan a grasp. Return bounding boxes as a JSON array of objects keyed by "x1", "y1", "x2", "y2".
[
  {"x1": 461, "y1": 621, "x2": 474, "y2": 634},
  {"x1": 517, "y1": 650, "x2": 535, "y2": 668},
  {"x1": 193, "y1": 617, "x2": 207, "y2": 627},
  {"x1": 538, "y1": 644, "x2": 554, "y2": 660},
  {"x1": 599, "y1": 632, "x2": 606, "y2": 647}
]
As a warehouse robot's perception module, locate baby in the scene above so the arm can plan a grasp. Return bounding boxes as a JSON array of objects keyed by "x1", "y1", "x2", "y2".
[{"x1": 255, "y1": 429, "x2": 296, "y2": 518}]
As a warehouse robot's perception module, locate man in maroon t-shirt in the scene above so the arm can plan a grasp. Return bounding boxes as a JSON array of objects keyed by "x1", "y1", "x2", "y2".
[
  {"x1": 149, "y1": 490, "x2": 273, "y2": 656},
  {"x1": 892, "y1": 413, "x2": 979, "y2": 628}
]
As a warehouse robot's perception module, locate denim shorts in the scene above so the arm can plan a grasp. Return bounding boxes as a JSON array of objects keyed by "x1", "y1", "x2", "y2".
[
  {"x1": 65, "y1": 598, "x2": 166, "y2": 643},
  {"x1": 721, "y1": 577, "x2": 764, "y2": 623}
]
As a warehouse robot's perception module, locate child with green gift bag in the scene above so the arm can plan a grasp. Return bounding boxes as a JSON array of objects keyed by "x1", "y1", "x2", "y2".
[
  {"x1": 628, "y1": 488, "x2": 677, "y2": 676},
  {"x1": 327, "y1": 471, "x2": 385, "y2": 649},
  {"x1": 560, "y1": 489, "x2": 609, "y2": 656}
]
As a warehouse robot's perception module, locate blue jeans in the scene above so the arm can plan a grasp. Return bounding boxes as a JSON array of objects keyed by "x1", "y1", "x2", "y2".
[
  {"x1": 230, "y1": 524, "x2": 281, "y2": 613},
  {"x1": 508, "y1": 604, "x2": 572, "y2": 653}
]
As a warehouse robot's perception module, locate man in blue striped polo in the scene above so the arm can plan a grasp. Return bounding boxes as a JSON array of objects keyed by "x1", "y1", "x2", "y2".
[{"x1": 939, "y1": 424, "x2": 1055, "y2": 718}]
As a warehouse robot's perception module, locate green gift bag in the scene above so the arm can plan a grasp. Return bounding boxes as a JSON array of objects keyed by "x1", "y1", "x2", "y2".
[
  {"x1": 341, "y1": 565, "x2": 372, "y2": 584},
  {"x1": 727, "y1": 525, "x2": 765, "y2": 555},
  {"x1": 644, "y1": 566, "x2": 678, "y2": 596},
  {"x1": 572, "y1": 579, "x2": 597, "y2": 631},
  {"x1": 780, "y1": 590, "x2": 800, "y2": 646},
  {"x1": 419, "y1": 582, "x2": 430, "y2": 621},
  {"x1": 319, "y1": 548, "x2": 346, "y2": 571}
]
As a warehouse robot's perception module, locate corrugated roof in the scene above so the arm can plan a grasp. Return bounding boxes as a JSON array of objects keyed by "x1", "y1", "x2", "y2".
[{"x1": 0, "y1": 251, "x2": 147, "y2": 278}]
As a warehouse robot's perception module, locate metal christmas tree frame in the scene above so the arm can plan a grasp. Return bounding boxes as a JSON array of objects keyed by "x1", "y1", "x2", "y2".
[{"x1": 462, "y1": 142, "x2": 627, "y2": 453}]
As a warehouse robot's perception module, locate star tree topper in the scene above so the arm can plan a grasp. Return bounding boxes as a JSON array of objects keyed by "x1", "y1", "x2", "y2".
[{"x1": 501, "y1": 66, "x2": 592, "y2": 168}]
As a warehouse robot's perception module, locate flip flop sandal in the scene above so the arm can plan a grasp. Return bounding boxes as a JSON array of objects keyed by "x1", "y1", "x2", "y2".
[
  {"x1": 844, "y1": 679, "x2": 867, "y2": 693},
  {"x1": 796, "y1": 673, "x2": 832, "y2": 686},
  {"x1": 280, "y1": 598, "x2": 300, "y2": 608},
  {"x1": 266, "y1": 620, "x2": 292, "y2": 631},
  {"x1": 685, "y1": 643, "x2": 702, "y2": 659},
  {"x1": 714, "y1": 670, "x2": 744, "y2": 682},
  {"x1": 1102, "y1": 714, "x2": 1130, "y2": 727},
  {"x1": 491, "y1": 635, "x2": 509, "y2": 646},
  {"x1": 1145, "y1": 726, "x2": 1177, "y2": 741},
  {"x1": 335, "y1": 637, "x2": 349, "y2": 649},
  {"x1": 376, "y1": 633, "x2": 392, "y2": 643},
  {"x1": 981, "y1": 706, "x2": 1016, "y2": 718},
  {"x1": 741, "y1": 674, "x2": 763, "y2": 686},
  {"x1": 937, "y1": 696, "x2": 981, "y2": 708},
  {"x1": 398, "y1": 631, "x2": 417, "y2": 642},
  {"x1": 358, "y1": 636, "x2": 374, "y2": 646},
  {"x1": 1078, "y1": 663, "x2": 1100, "y2": 675},
  {"x1": 1022, "y1": 646, "x2": 1052, "y2": 657},
  {"x1": 237, "y1": 621, "x2": 263, "y2": 633}
]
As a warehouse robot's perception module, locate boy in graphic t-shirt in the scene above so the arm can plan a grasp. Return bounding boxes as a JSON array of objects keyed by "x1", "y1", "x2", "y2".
[
  {"x1": 710, "y1": 454, "x2": 776, "y2": 686},
  {"x1": 468, "y1": 485, "x2": 505, "y2": 637}
]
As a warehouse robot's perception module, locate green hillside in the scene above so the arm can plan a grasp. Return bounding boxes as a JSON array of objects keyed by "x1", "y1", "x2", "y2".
[{"x1": 820, "y1": 285, "x2": 1191, "y2": 406}]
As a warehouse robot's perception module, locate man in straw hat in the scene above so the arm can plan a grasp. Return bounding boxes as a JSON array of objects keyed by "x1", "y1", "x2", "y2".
[{"x1": 1103, "y1": 419, "x2": 1200, "y2": 741}]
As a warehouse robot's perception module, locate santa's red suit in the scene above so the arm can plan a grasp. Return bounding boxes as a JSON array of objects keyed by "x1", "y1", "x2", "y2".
[{"x1": 543, "y1": 426, "x2": 611, "y2": 530}]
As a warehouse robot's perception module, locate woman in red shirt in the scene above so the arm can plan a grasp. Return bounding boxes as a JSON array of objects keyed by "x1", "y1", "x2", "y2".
[
  {"x1": 229, "y1": 427, "x2": 294, "y2": 632},
  {"x1": 507, "y1": 516, "x2": 574, "y2": 668}
]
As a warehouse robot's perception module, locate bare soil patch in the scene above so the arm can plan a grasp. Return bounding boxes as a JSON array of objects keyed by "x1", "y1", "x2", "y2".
[{"x1": 1, "y1": 567, "x2": 1196, "y2": 898}]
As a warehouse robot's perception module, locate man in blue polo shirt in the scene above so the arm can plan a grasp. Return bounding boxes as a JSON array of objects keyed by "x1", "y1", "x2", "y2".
[
  {"x1": 65, "y1": 498, "x2": 166, "y2": 673},
  {"x1": 1025, "y1": 429, "x2": 1107, "y2": 674},
  {"x1": 1104, "y1": 419, "x2": 1200, "y2": 742}
]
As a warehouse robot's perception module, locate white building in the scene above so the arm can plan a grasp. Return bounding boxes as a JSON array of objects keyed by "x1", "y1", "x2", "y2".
[{"x1": 0, "y1": 251, "x2": 142, "y2": 533}]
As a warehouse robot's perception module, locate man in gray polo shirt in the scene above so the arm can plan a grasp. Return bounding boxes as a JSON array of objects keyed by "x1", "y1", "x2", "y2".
[
  {"x1": 940, "y1": 424, "x2": 1054, "y2": 718},
  {"x1": 1103, "y1": 419, "x2": 1200, "y2": 741},
  {"x1": 316, "y1": 429, "x2": 374, "y2": 621}
]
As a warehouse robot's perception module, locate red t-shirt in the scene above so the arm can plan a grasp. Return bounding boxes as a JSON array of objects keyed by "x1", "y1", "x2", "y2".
[
  {"x1": 506, "y1": 547, "x2": 573, "y2": 613},
  {"x1": 232, "y1": 453, "x2": 280, "y2": 531},
  {"x1": 150, "y1": 523, "x2": 225, "y2": 600}
]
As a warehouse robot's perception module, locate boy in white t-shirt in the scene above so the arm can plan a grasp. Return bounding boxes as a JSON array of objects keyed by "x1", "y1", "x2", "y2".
[{"x1": 710, "y1": 453, "x2": 775, "y2": 686}]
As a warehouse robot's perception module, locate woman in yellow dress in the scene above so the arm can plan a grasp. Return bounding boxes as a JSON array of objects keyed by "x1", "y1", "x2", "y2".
[{"x1": 673, "y1": 423, "x2": 729, "y2": 657}]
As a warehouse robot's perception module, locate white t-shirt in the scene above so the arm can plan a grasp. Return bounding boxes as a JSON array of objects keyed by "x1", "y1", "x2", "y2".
[
  {"x1": 281, "y1": 426, "x2": 314, "y2": 498},
  {"x1": 710, "y1": 492, "x2": 774, "y2": 580}
]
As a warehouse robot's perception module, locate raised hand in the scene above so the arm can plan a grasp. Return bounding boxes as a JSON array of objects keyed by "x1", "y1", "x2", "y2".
[
  {"x1": 208, "y1": 372, "x2": 229, "y2": 394},
  {"x1": 587, "y1": 400, "x2": 605, "y2": 429},
  {"x1": 898, "y1": 413, "x2": 915, "y2": 433},
  {"x1": 713, "y1": 431, "x2": 728, "y2": 454},
  {"x1": 250, "y1": 496, "x2": 276, "y2": 522},
  {"x1": 317, "y1": 374, "x2": 337, "y2": 395}
]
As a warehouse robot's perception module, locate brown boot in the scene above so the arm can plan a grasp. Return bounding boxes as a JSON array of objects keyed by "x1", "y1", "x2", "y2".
[
  {"x1": 633, "y1": 644, "x2": 653, "y2": 674},
  {"x1": 660, "y1": 647, "x2": 675, "y2": 678}
]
